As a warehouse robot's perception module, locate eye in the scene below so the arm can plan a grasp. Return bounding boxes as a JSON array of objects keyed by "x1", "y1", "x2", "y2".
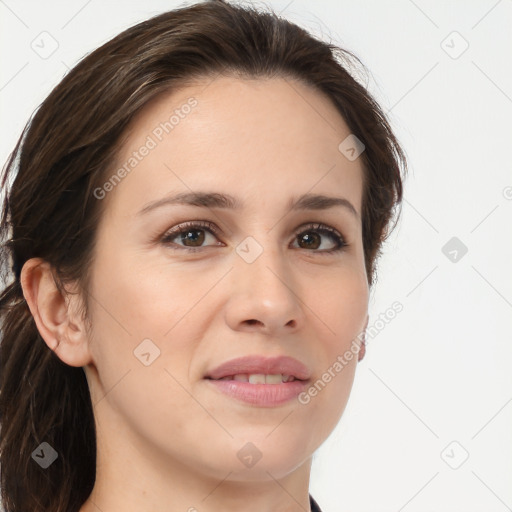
[
  {"x1": 159, "y1": 220, "x2": 348, "y2": 254},
  {"x1": 160, "y1": 221, "x2": 223, "y2": 251},
  {"x1": 291, "y1": 223, "x2": 348, "y2": 253}
]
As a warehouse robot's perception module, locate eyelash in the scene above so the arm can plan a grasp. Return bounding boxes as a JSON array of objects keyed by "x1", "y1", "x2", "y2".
[{"x1": 159, "y1": 220, "x2": 349, "y2": 254}]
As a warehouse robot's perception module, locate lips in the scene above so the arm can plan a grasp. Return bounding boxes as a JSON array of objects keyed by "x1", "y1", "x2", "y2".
[{"x1": 204, "y1": 355, "x2": 311, "y2": 382}]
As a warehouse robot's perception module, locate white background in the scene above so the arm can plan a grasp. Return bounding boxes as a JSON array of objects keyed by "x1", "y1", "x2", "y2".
[{"x1": 1, "y1": 1, "x2": 511, "y2": 511}]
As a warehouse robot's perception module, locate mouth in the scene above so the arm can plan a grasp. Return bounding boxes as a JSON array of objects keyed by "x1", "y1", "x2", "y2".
[
  {"x1": 204, "y1": 355, "x2": 311, "y2": 406},
  {"x1": 206, "y1": 373, "x2": 302, "y2": 384},
  {"x1": 204, "y1": 354, "x2": 311, "y2": 381}
]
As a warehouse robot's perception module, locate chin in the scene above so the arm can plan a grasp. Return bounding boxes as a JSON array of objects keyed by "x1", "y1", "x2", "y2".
[{"x1": 209, "y1": 431, "x2": 314, "y2": 480}]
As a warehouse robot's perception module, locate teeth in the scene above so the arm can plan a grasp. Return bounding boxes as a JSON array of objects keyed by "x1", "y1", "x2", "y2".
[
  {"x1": 264, "y1": 374, "x2": 283, "y2": 384},
  {"x1": 216, "y1": 374, "x2": 296, "y2": 384},
  {"x1": 248, "y1": 374, "x2": 266, "y2": 384}
]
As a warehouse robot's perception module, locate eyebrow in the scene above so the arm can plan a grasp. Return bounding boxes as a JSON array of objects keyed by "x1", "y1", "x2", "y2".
[{"x1": 137, "y1": 191, "x2": 359, "y2": 219}]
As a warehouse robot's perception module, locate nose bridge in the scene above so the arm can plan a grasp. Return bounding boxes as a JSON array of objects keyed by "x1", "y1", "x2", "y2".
[
  {"x1": 228, "y1": 233, "x2": 302, "y2": 330},
  {"x1": 235, "y1": 234, "x2": 290, "y2": 295}
]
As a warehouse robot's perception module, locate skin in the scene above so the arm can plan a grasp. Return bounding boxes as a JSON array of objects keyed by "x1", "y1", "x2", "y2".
[{"x1": 21, "y1": 75, "x2": 369, "y2": 512}]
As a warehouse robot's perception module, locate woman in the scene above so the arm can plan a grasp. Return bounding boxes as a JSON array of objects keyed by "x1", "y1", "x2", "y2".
[{"x1": 0, "y1": 0, "x2": 407, "y2": 510}]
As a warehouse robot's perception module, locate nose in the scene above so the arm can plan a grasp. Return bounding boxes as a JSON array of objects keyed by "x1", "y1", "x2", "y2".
[{"x1": 224, "y1": 241, "x2": 305, "y2": 336}]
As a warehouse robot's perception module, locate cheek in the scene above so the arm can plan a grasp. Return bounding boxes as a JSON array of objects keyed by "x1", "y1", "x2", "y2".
[
  {"x1": 85, "y1": 248, "x2": 221, "y2": 411},
  {"x1": 89, "y1": 237, "x2": 213, "y2": 341},
  {"x1": 292, "y1": 351, "x2": 358, "y2": 455},
  {"x1": 288, "y1": 269, "x2": 367, "y2": 439},
  {"x1": 305, "y1": 265, "x2": 368, "y2": 346},
  {"x1": 94, "y1": 363, "x2": 209, "y2": 458}
]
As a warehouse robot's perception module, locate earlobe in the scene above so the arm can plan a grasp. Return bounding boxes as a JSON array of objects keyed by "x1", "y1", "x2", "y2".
[
  {"x1": 20, "y1": 258, "x2": 93, "y2": 367},
  {"x1": 358, "y1": 314, "x2": 369, "y2": 362}
]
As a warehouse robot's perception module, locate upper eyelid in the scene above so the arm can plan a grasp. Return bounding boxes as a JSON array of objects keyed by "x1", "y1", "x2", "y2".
[{"x1": 162, "y1": 220, "x2": 346, "y2": 244}]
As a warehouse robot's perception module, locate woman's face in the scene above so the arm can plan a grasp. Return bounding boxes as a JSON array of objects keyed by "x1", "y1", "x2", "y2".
[{"x1": 83, "y1": 75, "x2": 369, "y2": 482}]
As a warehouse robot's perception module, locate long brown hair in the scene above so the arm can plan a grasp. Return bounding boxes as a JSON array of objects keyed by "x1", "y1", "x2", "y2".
[{"x1": 0, "y1": 1, "x2": 407, "y2": 510}]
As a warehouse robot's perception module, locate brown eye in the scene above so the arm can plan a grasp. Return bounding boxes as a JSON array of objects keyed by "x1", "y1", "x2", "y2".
[
  {"x1": 297, "y1": 232, "x2": 321, "y2": 249},
  {"x1": 160, "y1": 221, "x2": 223, "y2": 251},
  {"x1": 293, "y1": 223, "x2": 347, "y2": 253},
  {"x1": 159, "y1": 220, "x2": 348, "y2": 254},
  {"x1": 178, "y1": 228, "x2": 206, "y2": 247}
]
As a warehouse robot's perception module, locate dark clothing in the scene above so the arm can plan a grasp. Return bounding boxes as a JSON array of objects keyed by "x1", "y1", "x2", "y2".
[{"x1": 309, "y1": 494, "x2": 322, "y2": 512}]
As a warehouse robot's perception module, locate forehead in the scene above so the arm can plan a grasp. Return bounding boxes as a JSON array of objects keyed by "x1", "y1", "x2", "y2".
[
  {"x1": 130, "y1": 74, "x2": 354, "y2": 151},
  {"x1": 105, "y1": 75, "x2": 364, "y2": 217}
]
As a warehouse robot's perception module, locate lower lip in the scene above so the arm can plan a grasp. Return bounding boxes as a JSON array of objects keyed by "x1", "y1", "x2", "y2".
[{"x1": 205, "y1": 378, "x2": 309, "y2": 406}]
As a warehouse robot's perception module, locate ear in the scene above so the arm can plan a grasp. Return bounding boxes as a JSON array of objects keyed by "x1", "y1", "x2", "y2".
[
  {"x1": 358, "y1": 314, "x2": 369, "y2": 362},
  {"x1": 20, "y1": 258, "x2": 93, "y2": 367}
]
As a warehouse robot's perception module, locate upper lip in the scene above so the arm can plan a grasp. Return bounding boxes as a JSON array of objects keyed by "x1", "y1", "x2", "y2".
[{"x1": 205, "y1": 355, "x2": 311, "y2": 381}]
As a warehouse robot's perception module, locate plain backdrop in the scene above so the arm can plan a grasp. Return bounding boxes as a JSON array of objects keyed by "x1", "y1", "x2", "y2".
[{"x1": 1, "y1": 1, "x2": 511, "y2": 511}]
